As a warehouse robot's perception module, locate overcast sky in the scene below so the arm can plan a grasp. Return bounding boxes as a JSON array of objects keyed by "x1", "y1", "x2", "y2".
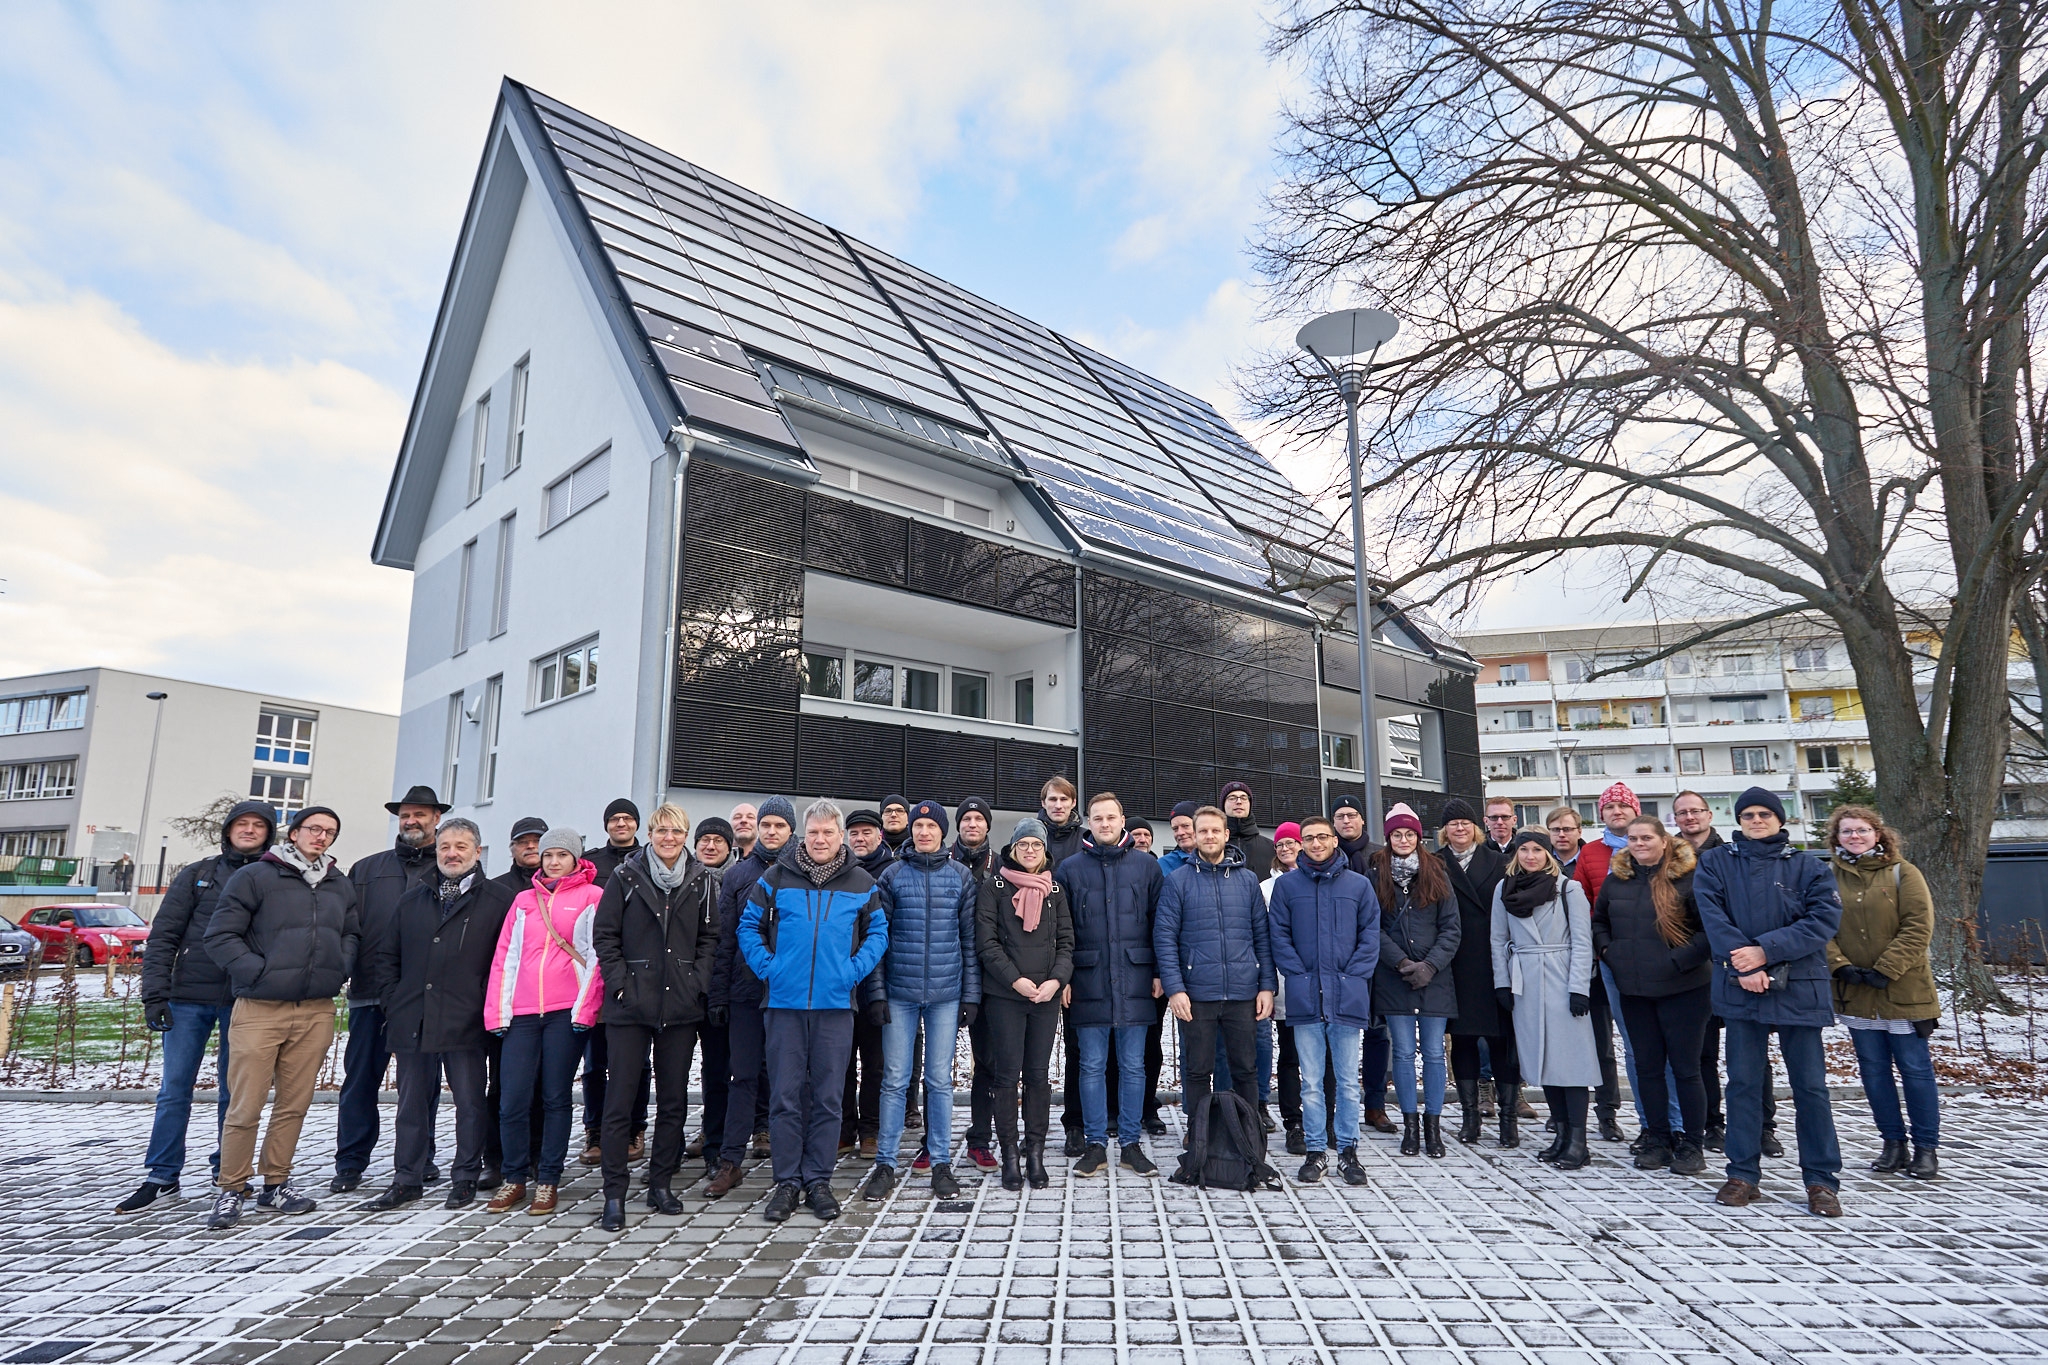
[{"x1": 0, "y1": 2, "x2": 1595, "y2": 713}]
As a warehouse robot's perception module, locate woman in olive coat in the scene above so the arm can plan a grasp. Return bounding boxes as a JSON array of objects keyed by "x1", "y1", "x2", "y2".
[{"x1": 1824, "y1": 805, "x2": 1941, "y2": 1180}]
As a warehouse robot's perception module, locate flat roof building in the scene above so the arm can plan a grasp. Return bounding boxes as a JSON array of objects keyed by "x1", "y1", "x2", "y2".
[{"x1": 374, "y1": 81, "x2": 1480, "y2": 850}]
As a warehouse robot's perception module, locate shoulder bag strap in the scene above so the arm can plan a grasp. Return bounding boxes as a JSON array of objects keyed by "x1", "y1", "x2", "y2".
[{"x1": 536, "y1": 888, "x2": 587, "y2": 968}]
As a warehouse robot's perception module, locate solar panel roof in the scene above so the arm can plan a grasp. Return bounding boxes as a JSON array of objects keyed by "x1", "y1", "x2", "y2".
[{"x1": 516, "y1": 82, "x2": 1343, "y2": 599}]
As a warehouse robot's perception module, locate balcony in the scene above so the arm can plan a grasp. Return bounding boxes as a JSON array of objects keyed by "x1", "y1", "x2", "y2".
[
  {"x1": 1550, "y1": 677, "x2": 1670, "y2": 702},
  {"x1": 1666, "y1": 672, "x2": 1785, "y2": 696},
  {"x1": 1784, "y1": 666, "x2": 1859, "y2": 691},
  {"x1": 1788, "y1": 714, "x2": 1870, "y2": 741}
]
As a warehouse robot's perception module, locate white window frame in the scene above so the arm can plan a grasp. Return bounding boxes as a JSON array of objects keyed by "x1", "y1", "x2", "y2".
[
  {"x1": 491, "y1": 514, "x2": 515, "y2": 638},
  {"x1": 950, "y1": 668, "x2": 989, "y2": 719},
  {"x1": 454, "y1": 538, "x2": 477, "y2": 655},
  {"x1": 1805, "y1": 745, "x2": 1842, "y2": 773},
  {"x1": 255, "y1": 709, "x2": 316, "y2": 767},
  {"x1": 506, "y1": 358, "x2": 529, "y2": 473},
  {"x1": 479, "y1": 676, "x2": 504, "y2": 802},
  {"x1": 0, "y1": 759, "x2": 78, "y2": 800},
  {"x1": 1732, "y1": 746, "x2": 1769, "y2": 775},
  {"x1": 1571, "y1": 752, "x2": 1608, "y2": 777},
  {"x1": 1011, "y1": 674, "x2": 1036, "y2": 727},
  {"x1": 802, "y1": 650, "x2": 846, "y2": 700},
  {"x1": 443, "y1": 693, "x2": 464, "y2": 799},
  {"x1": 532, "y1": 637, "x2": 600, "y2": 709},
  {"x1": 1799, "y1": 695, "x2": 1835, "y2": 720},
  {"x1": 249, "y1": 771, "x2": 308, "y2": 821},
  {"x1": 1569, "y1": 705, "x2": 1602, "y2": 728},
  {"x1": 542, "y1": 445, "x2": 611, "y2": 533},
  {"x1": 1495, "y1": 662, "x2": 1530, "y2": 684},
  {"x1": 1321, "y1": 731, "x2": 1360, "y2": 770},
  {"x1": 1678, "y1": 747, "x2": 1705, "y2": 775},
  {"x1": 467, "y1": 393, "x2": 491, "y2": 503}
]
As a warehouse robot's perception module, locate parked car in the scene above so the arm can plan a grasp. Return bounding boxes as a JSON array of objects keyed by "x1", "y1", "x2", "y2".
[
  {"x1": 18, "y1": 903, "x2": 148, "y2": 967},
  {"x1": 0, "y1": 919, "x2": 41, "y2": 976}
]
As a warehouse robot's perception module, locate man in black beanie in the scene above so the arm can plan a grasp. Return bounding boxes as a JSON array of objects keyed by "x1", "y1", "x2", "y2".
[
  {"x1": 878, "y1": 795, "x2": 914, "y2": 854},
  {"x1": 590, "y1": 799, "x2": 642, "y2": 888},
  {"x1": 840, "y1": 809, "x2": 893, "y2": 1156},
  {"x1": 580, "y1": 797, "x2": 649, "y2": 1166}
]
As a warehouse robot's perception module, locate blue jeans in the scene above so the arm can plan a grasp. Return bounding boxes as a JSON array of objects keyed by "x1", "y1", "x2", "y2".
[
  {"x1": 878, "y1": 998, "x2": 959, "y2": 1167},
  {"x1": 1850, "y1": 1027, "x2": 1940, "y2": 1148},
  {"x1": 143, "y1": 1002, "x2": 234, "y2": 1185},
  {"x1": 1077, "y1": 1024, "x2": 1147, "y2": 1147},
  {"x1": 1293, "y1": 1022, "x2": 1362, "y2": 1153},
  {"x1": 1724, "y1": 1020, "x2": 1841, "y2": 1190},
  {"x1": 498, "y1": 1010, "x2": 581, "y2": 1184},
  {"x1": 1602, "y1": 964, "x2": 1682, "y2": 1131},
  {"x1": 1387, "y1": 1015, "x2": 1448, "y2": 1115},
  {"x1": 334, "y1": 1004, "x2": 389, "y2": 1176}
]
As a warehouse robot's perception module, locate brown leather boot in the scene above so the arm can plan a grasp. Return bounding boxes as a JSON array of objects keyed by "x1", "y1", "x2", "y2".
[
  {"x1": 579, "y1": 1130, "x2": 601, "y2": 1166},
  {"x1": 1714, "y1": 1178, "x2": 1760, "y2": 1207},
  {"x1": 627, "y1": 1130, "x2": 646, "y2": 1161},
  {"x1": 1364, "y1": 1108, "x2": 1398, "y2": 1134},
  {"x1": 527, "y1": 1183, "x2": 558, "y2": 1214},
  {"x1": 1806, "y1": 1184, "x2": 1842, "y2": 1218},
  {"x1": 704, "y1": 1161, "x2": 744, "y2": 1199},
  {"x1": 486, "y1": 1182, "x2": 526, "y2": 1213}
]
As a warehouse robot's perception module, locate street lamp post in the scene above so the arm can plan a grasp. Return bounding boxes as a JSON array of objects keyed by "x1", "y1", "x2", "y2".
[
  {"x1": 1298, "y1": 308, "x2": 1400, "y2": 834},
  {"x1": 132, "y1": 691, "x2": 168, "y2": 906}
]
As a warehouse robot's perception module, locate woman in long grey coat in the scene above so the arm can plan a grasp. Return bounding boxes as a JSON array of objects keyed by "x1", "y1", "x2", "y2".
[{"x1": 1491, "y1": 830, "x2": 1599, "y2": 1170}]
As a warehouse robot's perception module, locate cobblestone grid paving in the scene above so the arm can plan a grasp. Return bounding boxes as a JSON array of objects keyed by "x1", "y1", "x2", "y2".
[{"x1": 1, "y1": 1095, "x2": 2042, "y2": 1365}]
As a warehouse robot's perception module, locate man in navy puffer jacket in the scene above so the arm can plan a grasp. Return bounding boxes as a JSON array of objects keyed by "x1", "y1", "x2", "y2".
[
  {"x1": 1268, "y1": 815, "x2": 1380, "y2": 1185},
  {"x1": 861, "y1": 801, "x2": 979, "y2": 1200},
  {"x1": 1155, "y1": 805, "x2": 1276, "y2": 1157}
]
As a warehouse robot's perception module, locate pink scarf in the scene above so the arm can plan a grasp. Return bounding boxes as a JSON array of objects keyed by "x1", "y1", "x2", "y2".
[{"x1": 1006, "y1": 865, "x2": 1054, "y2": 932}]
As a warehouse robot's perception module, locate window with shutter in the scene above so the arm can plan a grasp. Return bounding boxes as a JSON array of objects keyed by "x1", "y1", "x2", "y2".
[{"x1": 542, "y1": 446, "x2": 611, "y2": 531}]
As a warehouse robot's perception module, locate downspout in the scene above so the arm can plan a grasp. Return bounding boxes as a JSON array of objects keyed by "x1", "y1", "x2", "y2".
[{"x1": 654, "y1": 420, "x2": 694, "y2": 815}]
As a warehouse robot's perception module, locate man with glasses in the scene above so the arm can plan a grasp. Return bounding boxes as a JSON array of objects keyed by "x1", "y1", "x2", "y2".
[
  {"x1": 1482, "y1": 798, "x2": 1519, "y2": 855},
  {"x1": 203, "y1": 806, "x2": 360, "y2": 1229},
  {"x1": 1672, "y1": 791, "x2": 1724, "y2": 853}
]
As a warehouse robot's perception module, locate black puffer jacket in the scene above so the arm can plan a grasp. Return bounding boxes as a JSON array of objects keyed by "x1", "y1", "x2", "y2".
[
  {"x1": 375, "y1": 869, "x2": 513, "y2": 1053},
  {"x1": 709, "y1": 842, "x2": 779, "y2": 1010},
  {"x1": 977, "y1": 846, "x2": 1075, "y2": 997},
  {"x1": 345, "y1": 838, "x2": 436, "y2": 1005},
  {"x1": 1227, "y1": 814, "x2": 1277, "y2": 880},
  {"x1": 206, "y1": 853, "x2": 361, "y2": 1002},
  {"x1": 142, "y1": 799, "x2": 275, "y2": 1007},
  {"x1": 594, "y1": 849, "x2": 719, "y2": 1029},
  {"x1": 1592, "y1": 842, "x2": 1710, "y2": 998}
]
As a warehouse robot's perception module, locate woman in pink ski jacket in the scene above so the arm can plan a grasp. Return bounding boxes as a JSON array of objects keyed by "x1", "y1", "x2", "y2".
[{"x1": 483, "y1": 827, "x2": 604, "y2": 1214}]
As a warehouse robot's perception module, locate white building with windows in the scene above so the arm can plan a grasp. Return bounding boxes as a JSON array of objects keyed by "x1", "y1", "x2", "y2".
[{"x1": 0, "y1": 668, "x2": 398, "y2": 885}]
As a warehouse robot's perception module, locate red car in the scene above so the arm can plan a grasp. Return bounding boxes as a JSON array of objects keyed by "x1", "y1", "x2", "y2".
[{"x1": 16, "y1": 903, "x2": 149, "y2": 967}]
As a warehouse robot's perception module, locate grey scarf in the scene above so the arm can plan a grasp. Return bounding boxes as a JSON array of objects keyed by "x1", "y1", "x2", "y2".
[
  {"x1": 646, "y1": 848, "x2": 691, "y2": 892},
  {"x1": 1390, "y1": 852, "x2": 1420, "y2": 888}
]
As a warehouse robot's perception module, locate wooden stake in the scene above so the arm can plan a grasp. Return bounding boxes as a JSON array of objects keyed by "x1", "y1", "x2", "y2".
[{"x1": 0, "y1": 981, "x2": 12, "y2": 1059}]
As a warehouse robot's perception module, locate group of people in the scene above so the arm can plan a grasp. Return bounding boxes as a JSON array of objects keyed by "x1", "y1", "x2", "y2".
[{"x1": 119, "y1": 767, "x2": 1942, "y2": 1231}]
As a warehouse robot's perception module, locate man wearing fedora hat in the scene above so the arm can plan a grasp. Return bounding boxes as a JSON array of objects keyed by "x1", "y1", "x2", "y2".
[{"x1": 331, "y1": 784, "x2": 449, "y2": 1193}]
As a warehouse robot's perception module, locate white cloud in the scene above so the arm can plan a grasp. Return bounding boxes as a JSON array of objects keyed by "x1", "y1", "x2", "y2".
[{"x1": 0, "y1": 277, "x2": 411, "y2": 710}]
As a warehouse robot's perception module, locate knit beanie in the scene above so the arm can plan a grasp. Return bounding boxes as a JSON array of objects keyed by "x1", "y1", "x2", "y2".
[
  {"x1": 540, "y1": 826, "x2": 584, "y2": 858},
  {"x1": 1218, "y1": 780, "x2": 1254, "y2": 807},
  {"x1": 1010, "y1": 816, "x2": 1049, "y2": 847},
  {"x1": 757, "y1": 795, "x2": 797, "y2": 827},
  {"x1": 1331, "y1": 794, "x2": 1364, "y2": 818},
  {"x1": 1274, "y1": 822, "x2": 1303, "y2": 844},
  {"x1": 880, "y1": 793, "x2": 911, "y2": 816},
  {"x1": 1438, "y1": 797, "x2": 1479, "y2": 827},
  {"x1": 694, "y1": 816, "x2": 735, "y2": 846},
  {"x1": 956, "y1": 796, "x2": 993, "y2": 825},
  {"x1": 1734, "y1": 787, "x2": 1787, "y2": 823},
  {"x1": 1169, "y1": 800, "x2": 1199, "y2": 821},
  {"x1": 289, "y1": 805, "x2": 342, "y2": 835},
  {"x1": 604, "y1": 798, "x2": 641, "y2": 826},
  {"x1": 1598, "y1": 781, "x2": 1640, "y2": 815},
  {"x1": 909, "y1": 799, "x2": 950, "y2": 840},
  {"x1": 1384, "y1": 803, "x2": 1424, "y2": 838}
]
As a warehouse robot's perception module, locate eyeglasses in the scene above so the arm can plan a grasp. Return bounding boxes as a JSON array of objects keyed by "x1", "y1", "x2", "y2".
[
  {"x1": 650, "y1": 827, "x2": 689, "y2": 837},
  {"x1": 1301, "y1": 832, "x2": 1338, "y2": 845},
  {"x1": 297, "y1": 825, "x2": 338, "y2": 841}
]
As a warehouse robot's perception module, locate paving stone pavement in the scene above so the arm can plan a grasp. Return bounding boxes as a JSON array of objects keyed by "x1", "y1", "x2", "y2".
[{"x1": 1, "y1": 1094, "x2": 2043, "y2": 1365}]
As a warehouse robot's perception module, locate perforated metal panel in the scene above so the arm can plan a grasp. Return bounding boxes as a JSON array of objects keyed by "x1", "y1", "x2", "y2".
[
  {"x1": 998, "y1": 549, "x2": 1077, "y2": 627},
  {"x1": 1150, "y1": 702, "x2": 1214, "y2": 764},
  {"x1": 672, "y1": 699, "x2": 797, "y2": 790},
  {"x1": 909, "y1": 522, "x2": 999, "y2": 606},
  {"x1": 1153, "y1": 760, "x2": 1218, "y2": 810},
  {"x1": 996, "y1": 739, "x2": 1078, "y2": 812},
  {"x1": 675, "y1": 545, "x2": 804, "y2": 626},
  {"x1": 1084, "y1": 750, "x2": 1154, "y2": 819},
  {"x1": 795, "y1": 714, "x2": 904, "y2": 799},
  {"x1": 1083, "y1": 692, "x2": 1153, "y2": 755},
  {"x1": 905, "y1": 728, "x2": 998, "y2": 807},
  {"x1": 685, "y1": 461, "x2": 805, "y2": 560},
  {"x1": 674, "y1": 622, "x2": 802, "y2": 710},
  {"x1": 804, "y1": 494, "x2": 908, "y2": 585}
]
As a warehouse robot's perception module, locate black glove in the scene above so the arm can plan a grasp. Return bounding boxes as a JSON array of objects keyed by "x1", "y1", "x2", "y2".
[
  {"x1": 144, "y1": 1000, "x2": 174, "y2": 1033},
  {"x1": 957, "y1": 1001, "x2": 979, "y2": 1029},
  {"x1": 707, "y1": 1005, "x2": 729, "y2": 1027},
  {"x1": 1494, "y1": 988, "x2": 1515, "y2": 1015},
  {"x1": 1856, "y1": 967, "x2": 1892, "y2": 990},
  {"x1": 1569, "y1": 992, "x2": 1592, "y2": 1017},
  {"x1": 865, "y1": 1000, "x2": 889, "y2": 1029}
]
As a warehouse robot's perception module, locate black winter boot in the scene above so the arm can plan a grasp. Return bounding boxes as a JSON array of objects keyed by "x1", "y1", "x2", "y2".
[
  {"x1": 1000, "y1": 1139, "x2": 1023, "y2": 1192},
  {"x1": 1869, "y1": 1139, "x2": 1909, "y2": 1173},
  {"x1": 1538, "y1": 1120, "x2": 1570, "y2": 1163},
  {"x1": 1596, "y1": 1108, "x2": 1626, "y2": 1143},
  {"x1": 1024, "y1": 1138, "x2": 1050, "y2": 1189},
  {"x1": 1554, "y1": 1122, "x2": 1592, "y2": 1170},
  {"x1": 1423, "y1": 1114, "x2": 1446, "y2": 1158},
  {"x1": 1496, "y1": 1084, "x2": 1520, "y2": 1148},
  {"x1": 1906, "y1": 1145, "x2": 1940, "y2": 1179},
  {"x1": 1455, "y1": 1078, "x2": 1482, "y2": 1144},
  {"x1": 1399, "y1": 1113, "x2": 1421, "y2": 1157}
]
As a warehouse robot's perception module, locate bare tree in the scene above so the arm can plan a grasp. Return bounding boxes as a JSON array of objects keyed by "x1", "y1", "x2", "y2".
[
  {"x1": 1247, "y1": 0, "x2": 2048, "y2": 1003},
  {"x1": 165, "y1": 793, "x2": 250, "y2": 851}
]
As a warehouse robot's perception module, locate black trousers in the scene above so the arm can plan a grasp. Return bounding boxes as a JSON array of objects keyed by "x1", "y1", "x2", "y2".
[
  {"x1": 965, "y1": 1006, "x2": 997, "y2": 1147},
  {"x1": 1588, "y1": 973, "x2": 1622, "y2": 1114},
  {"x1": 1618, "y1": 986, "x2": 1712, "y2": 1141},
  {"x1": 840, "y1": 1009, "x2": 884, "y2": 1142},
  {"x1": 1543, "y1": 1084, "x2": 1589, "y2": 1131},
  {"x1": 1143, "y1": 996, "x2": 1166, "y2": 1121},
  {"x1": 393, "y1": 1048, "x2": 487, "y2": 1188},
  {"x1": 1181, "y1": 999, "x2": 1258, "y2": 1116},
  {"x1": 1063, "y1": 1003, "x2": 1154, "y2": 1132},
  {"x1": 695, "y1": 1020, "x2": 730, "y2": 1156},
  {"x1": 719, "y1": 1000, "x2": 768, "y2": 1165},
  {"x1": 601, "y1": 1021, "x2": 696, "y2": 1199},
  {"x1": 1362, "y1": 1023, "x2": 1391, "y2": 1110},
  {"x1": 581, "y1": 1025, "x2": 651, "y2": 1136},
  {"x1": 986, "y1": 994, "x2": 1060, "y2": 1146},
  {"x1": 1451, "y1": 1030, "x2": 1521, "y2": 1088}
]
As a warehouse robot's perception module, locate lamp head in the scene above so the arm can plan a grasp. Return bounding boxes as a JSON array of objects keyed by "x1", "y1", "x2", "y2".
[{"x1": 1296, "y1": 308, "x2": 1400, "y2": 361}]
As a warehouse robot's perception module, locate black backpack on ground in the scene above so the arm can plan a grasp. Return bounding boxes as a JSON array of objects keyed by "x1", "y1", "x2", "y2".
[{"x1": 1172, "y1": 1090, "x2": 1281, "y2": 1191}]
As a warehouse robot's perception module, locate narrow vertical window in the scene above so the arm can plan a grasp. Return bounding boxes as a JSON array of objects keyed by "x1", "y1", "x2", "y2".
[
  {"x1": 491, "y1": 514, "x2": 515, "y2": 637},
  {"x1": 443, "y1": 693, "x2": 464, "y2": 799},
  {"x1": 480, "y1": 676, "x2": 504, "y2": 801},
  {"x1": 506, "y1": 359, "x2": 529, "y2": 473},
  {"x1": 468, "y1": 394, "x2": 491, "y2": 502},
  {"x1": 454, "y1": 538, "x2": 477, "y2": 653}
]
